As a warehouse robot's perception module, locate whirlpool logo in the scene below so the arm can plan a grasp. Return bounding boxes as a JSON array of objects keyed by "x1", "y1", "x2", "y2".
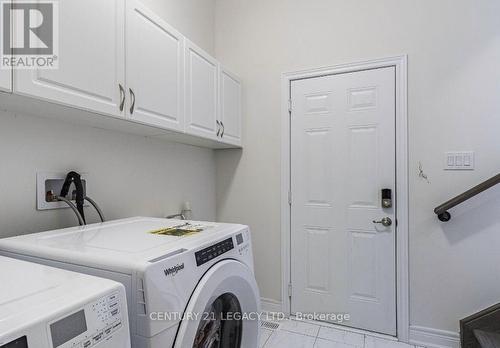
[{"x1": 164, "y1": 263, "x2": 184, "y2": 277}]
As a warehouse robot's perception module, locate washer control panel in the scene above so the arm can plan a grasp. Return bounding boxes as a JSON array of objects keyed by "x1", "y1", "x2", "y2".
[{"x1": 195, "y1": 237, "x2": 234, "y2": 266}]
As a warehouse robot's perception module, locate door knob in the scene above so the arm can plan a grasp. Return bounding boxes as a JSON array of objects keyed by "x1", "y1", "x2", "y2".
[{"x1": 373, "y1": 217, "x2": 392, "y2": 227}]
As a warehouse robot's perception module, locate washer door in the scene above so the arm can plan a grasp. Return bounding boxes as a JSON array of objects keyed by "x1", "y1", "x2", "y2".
[{"x1": 174, "y1": 260, "x2": 260, "y2": 348}]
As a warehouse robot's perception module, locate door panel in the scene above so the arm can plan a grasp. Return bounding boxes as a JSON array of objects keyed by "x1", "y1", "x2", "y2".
[
  {"x1": 304, "y1": 128, "x2": 334, "y2": 205},
  {"x1": 14, "y1": 0, "x2": 125, "y2": 117},
  {"x1": 349, "y1": 126, "x2": 379, "y2": 207},
  {"x1": 126, "y1": 0, "x2": 184, "y2": 130},
  {"x1": 291, "y1": 67, "x2": 396, "y2": 335},
  {"x1": 219, "y1": 67, "x2": 242, "y2": 145},
  {"x1": 184, "y1": 40, "x2": 218, "y2": 140},
  {"x1": 350, "y1": 231, "x2": 378, "y2": 301},
  {"x1": 305, "y1": 227, "x2": 330, "y2": 293}
]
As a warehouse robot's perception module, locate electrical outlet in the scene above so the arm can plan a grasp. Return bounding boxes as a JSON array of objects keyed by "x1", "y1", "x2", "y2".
[
  {"x1": 37, "y1": 172, "x2": 89, "y2": 210},
  {"x1": 444, "y1": 152, "x2": 474, "y2": 170}
]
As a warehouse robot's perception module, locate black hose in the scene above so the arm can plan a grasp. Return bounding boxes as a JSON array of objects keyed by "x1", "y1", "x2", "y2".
[{"x1": 60, "y1": 171, "x2": 86, "y2": 224}]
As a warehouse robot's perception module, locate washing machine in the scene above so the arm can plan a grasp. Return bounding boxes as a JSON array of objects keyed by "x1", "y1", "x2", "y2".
[
  {"x1": 0, "y1": 217, "x2": 261, "y2": 348},
  {"x1": 0, "y1": 256, "x2": 130, "y2": 348}
]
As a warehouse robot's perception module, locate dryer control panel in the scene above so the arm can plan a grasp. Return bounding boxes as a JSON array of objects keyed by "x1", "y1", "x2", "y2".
[
  {"x1": 48, "y1": 291, "x2": 124, "y2": 348},
  {"x1": 195, "y1": 237, "x2": 234, "y2": 266}
]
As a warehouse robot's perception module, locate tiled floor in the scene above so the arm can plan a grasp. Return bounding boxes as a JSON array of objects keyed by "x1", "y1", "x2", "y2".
[{"x1": 259, "y1": 318, "x2": 426, "y2": 348}]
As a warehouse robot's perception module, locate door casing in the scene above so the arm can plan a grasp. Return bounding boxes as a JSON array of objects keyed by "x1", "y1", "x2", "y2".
[{"x1": 280, "y1": 55, "x2": 409, "y2": 342}]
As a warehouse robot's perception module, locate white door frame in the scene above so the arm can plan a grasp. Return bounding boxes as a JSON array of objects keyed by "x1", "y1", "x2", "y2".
[{"x1": 280, "y1": 55, "x2": 409, "y2": 342}]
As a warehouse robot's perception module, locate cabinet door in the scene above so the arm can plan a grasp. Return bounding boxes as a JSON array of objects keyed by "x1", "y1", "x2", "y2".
[
  {"x1": 126, "y1": 0, "x2": 184, "y2": 131},
  {"x1": 14, "y1": 0, "x2": 125, "y2": 117},
  {"x1": 219, "y1": 67, "x2": 242, "y2": 146},
  {"x1": 184, "y1": 40, "x2": 218, "y2": 140},
  {"x1": 0, "y1": 0, "x2": 12, "y2": 93},
  {"x1": 0, "y1": 68, "x2": 11, "y2": 93}
]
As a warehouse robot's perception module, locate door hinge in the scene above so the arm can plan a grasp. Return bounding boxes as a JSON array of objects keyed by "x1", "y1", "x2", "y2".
[
  {"x1": 288, "y1": 99, "x2": 292, "y2": 113},
  {"x1": 288, "y1": 283, "x2": 293, "y2": 298},
  {"x1": 288, "y1": 191, "x2": 292, "y2": 205}
]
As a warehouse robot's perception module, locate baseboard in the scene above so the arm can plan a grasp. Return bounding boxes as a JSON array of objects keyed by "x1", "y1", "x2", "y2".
[
  {"x1": 260, "y1": 297, "x2": 283, "y2": 313},
  {"x1": 409, "y1": 326, "x2": 460, "y2": 348}
]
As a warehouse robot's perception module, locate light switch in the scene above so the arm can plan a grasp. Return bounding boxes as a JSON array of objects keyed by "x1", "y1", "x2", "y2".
[
  {"x1": 444, "y1": 152, "x2": 474, "y2": 170},
  {"x1": 447, "y1": 155, "x2": 455, "y2": 167},
  {"x1": 463, "y1": 154, "x2": 471, "y2": 167}
]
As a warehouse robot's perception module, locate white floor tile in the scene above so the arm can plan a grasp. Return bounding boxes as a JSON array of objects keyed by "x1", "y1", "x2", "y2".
[
  {"x1": 279, "y1": 319, "x2": 320, "y2": 337},
  {"x1": 314, "y1": 338, "x2": 358, "y2": 348},
  {"x1": 260, "y1": 319, "x2": 419, "y2": 348},
  {"x1": 365, "y1": 336, "x2": 415, "y2": 348},
  {"x1": 260, "y1": 328, "x2": 273, "y2": 348},
  {"x1": 317, "y1": 326, "x2": 364, "y2": 347},
  {"x1": 264, "y1": 330, "x2": 316, "y2": 348}
]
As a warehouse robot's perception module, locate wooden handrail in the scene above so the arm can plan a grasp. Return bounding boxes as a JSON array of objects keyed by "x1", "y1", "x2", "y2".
[{"x1": 434, "y1": 173, "x2": 500, "y2": 222}]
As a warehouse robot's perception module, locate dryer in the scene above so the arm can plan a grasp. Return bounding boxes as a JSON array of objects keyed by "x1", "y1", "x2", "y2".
[
  {"x1": 0, "y1": 218, "x2": 260, "y2": 348},
  {"x1": 0, "y1": 256, "x2": 130, "y2": 348}
]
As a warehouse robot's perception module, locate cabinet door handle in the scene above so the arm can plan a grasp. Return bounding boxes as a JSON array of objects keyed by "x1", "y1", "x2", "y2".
[
  {"x1": 119, "y1": 84, "x2": 125, "y2": 112},
  {"x1": 221, "y1": 121, "x2": 225, "y2": 137},
  {"x1": 129, "y1": 88, "x2": 136, "y2": 115},
  {"x1": 216, "y1": 120, "x2": 221, "y2": 137}
]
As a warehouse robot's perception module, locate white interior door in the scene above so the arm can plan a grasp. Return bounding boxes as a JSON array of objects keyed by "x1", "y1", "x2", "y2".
[
  {"x1": 126, "y1": 0, "x2": 184, "y2": 131},
  {"x1": 290, "y1": 67, "x2": 397, "y2": 335},
  {"x1": 14, "y1": 0, "x2": 125, "y2": 117}
]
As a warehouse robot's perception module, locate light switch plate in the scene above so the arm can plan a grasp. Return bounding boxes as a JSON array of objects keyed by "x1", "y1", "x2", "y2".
[
  {"x1": 37, "y1": 172, "x2": 89, "y2": 210},
  {"x1": 444, "y1": 152, "x2": 474, "y2": 170}
]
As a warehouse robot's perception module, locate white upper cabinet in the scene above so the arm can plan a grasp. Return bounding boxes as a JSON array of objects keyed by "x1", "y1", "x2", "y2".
[
  {"x1": 1, "y1": 0, "x2": 13, "y2": 93},
  {"x1": 4, "y1": 0, "x2": 242, "y2": 148},
  {"x1": 0, "y1": 0, "x2": 11, "y2": 95},
  {"x1": 14, "y1": 0, "x2": 126, "y2": 117},
  {"x1": 0, "y1": 68, "x2": 11, "y2": 93},
  {"x1": 125, "y1": 0, "x2": 184, "y2": 131},
  {"x1": 184, "y1": 40, "x2": 219, "y2": 140},
  {"x1": 218, "y1": 67, "x2": 242, "y2": 146}
]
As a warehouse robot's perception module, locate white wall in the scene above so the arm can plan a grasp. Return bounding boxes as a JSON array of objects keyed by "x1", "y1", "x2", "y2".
[
  {"x1": 0, "y1": 0, "x2": 217, "y2": 237},
  {"x1": 141, "y1": 0, "x2": 215, "y2": 54},
  {"x1": 0, "y1": 111, "x2": 216, "y2": 237},
  {"x1": 214, "y1": 0, "x2": 500, "y2": 335}
]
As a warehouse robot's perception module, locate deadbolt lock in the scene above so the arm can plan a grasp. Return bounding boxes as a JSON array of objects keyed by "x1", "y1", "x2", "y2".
[{"x1": 382, "y1": 188, "x2": 392, "y2": 208}]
